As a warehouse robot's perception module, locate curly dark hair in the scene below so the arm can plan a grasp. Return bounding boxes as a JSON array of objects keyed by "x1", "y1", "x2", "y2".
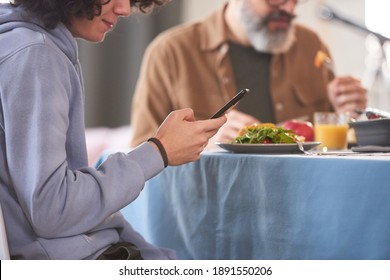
[{"x1": 11, "y1": 0, "x2": 170, "y2": 29}]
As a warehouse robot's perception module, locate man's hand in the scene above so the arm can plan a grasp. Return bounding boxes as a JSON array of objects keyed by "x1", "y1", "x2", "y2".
[{"x1": 327, "y1": 76, "x2": 367, "y2": 118}]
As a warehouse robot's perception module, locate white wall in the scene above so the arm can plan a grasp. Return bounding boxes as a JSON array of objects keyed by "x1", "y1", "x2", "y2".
[
  {"x1": 296, "y1": 0, "x2": 366, "y2": 77},
  {"x1": 181, "y1": 0, "x2": 226, "y2": 22}
]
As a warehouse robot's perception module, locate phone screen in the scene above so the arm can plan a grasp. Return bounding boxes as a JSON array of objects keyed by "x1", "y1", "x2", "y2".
[{"x1": 210, "y1": 88, "x2": 250, "y2": 119}]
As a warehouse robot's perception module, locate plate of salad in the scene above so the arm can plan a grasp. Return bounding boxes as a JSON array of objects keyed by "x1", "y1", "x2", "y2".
[{"x1": 216, "y1": 123, "x2": 320, "y2": 154}]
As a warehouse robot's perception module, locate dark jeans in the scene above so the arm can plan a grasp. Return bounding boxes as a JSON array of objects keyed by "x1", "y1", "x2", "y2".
[{"x1": 97, "y1": 242, "x2": 143, "y2": 260}]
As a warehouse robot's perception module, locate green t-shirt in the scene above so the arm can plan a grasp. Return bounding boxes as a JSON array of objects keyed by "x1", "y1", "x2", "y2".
[{"x1": 228, "y1": 42, "x2": 275, "y2": 123}]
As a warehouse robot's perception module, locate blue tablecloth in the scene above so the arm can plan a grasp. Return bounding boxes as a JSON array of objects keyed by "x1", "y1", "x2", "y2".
[{"x1": 101, "y1": 151, "x2": 390, "y2": 260}]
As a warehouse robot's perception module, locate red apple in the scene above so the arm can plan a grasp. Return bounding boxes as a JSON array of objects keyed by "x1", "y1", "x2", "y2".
[{"x1": 282, "y1": 119, "x2": 314, "y2": 141}]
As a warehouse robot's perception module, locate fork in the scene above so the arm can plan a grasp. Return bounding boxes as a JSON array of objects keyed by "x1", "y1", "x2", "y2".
[
  {"x1": 297, "y1": 142, "x2": 319, "y2": 155},
  {"x1": 314, "y1": 50, "x2": 335, "y2": 74}
]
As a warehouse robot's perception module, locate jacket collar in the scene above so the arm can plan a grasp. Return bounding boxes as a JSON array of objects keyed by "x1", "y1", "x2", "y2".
[{"x1": 198, "y1": 3, "x2": 230, "y2": 52}]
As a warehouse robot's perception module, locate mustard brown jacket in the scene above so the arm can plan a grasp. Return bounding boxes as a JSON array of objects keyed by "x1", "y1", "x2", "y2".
[{"x1": 131, "y1": 4, "x2": 334, "y2": 146}]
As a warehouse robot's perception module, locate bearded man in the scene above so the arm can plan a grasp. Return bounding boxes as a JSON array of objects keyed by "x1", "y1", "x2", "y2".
[{"x1": 130, "y1": 0, "x2": 367, "y2": 147}]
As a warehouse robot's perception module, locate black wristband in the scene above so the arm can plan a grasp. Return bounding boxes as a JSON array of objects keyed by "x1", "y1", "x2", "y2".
[{"x1": 147, "y1": 137, "x2": 168, "y2": 168}]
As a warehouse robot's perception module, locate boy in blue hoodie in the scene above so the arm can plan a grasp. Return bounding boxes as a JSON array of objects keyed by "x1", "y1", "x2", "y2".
[{"x1": 0, "y1": 0, "x2": 226, "y2": 259}]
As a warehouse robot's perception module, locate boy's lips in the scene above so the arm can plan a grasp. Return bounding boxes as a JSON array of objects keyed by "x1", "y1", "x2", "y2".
[{"x1": 103, "y1": 19, "x2": 115, "y2": 30}]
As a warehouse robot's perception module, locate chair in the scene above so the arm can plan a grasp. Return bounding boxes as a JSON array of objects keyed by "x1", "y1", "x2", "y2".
[{"x1": 0, "y1": 203, "x2": 10, "y2": 260}]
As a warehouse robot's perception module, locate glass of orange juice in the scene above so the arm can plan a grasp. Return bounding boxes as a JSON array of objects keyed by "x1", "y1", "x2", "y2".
[{"x1": 314, "y1": 112, "x2": 349, "y2": 151}]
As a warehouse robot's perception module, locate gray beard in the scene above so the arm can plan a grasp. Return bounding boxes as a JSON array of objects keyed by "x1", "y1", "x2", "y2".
[{"x1": 238, "y1": 0, "x2": 296, "y2": 54}]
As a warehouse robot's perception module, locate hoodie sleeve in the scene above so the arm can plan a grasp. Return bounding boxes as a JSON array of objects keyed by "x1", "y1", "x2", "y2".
[{"x1": 1, "y1": 35, "x2": 164, "y2": 238}]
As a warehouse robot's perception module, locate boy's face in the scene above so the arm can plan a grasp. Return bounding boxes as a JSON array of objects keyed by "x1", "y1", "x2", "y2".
[{"x1": 68, "y1": 0, "x2": 131, "y2": 42}]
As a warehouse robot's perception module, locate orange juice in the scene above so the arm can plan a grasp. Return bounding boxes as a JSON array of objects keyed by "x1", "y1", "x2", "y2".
[{"x1": 314, "y1": 124, "x2": 348, "y2": 150}]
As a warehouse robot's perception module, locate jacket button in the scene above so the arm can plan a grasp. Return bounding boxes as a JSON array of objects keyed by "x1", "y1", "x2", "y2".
[{"x1": 275, "y1": 103, "x2": 284, "y2": 111}]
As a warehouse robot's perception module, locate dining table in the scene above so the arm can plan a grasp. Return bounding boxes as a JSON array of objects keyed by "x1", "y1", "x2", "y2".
[{"x1": 99, "y1": 147, "x2": 390, "y2": 260}]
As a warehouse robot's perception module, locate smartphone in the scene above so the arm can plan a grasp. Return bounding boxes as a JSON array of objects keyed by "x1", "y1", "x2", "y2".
[{"x1": 210, "y1": 88, "x2": 250, "y2": 119}]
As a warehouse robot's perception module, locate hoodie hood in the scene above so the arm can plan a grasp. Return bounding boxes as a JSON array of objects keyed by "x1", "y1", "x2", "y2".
[{"x1": 0, "y1": 3, "x2": 78, "y2": 64}]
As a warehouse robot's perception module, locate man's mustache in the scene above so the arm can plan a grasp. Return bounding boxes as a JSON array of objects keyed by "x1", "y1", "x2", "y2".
[{"x1": 264, "y1": 10, "x2": 296, "y2": 23}]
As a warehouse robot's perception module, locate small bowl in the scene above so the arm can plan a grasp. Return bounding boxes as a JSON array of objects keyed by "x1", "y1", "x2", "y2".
[{"x1": 349, "y1": 118, "x2": 390, "y2": 146}]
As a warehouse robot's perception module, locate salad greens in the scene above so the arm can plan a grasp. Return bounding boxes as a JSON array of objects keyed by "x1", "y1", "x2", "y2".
[{"x1": 233, "y1": 124, "x2": 298, "y2": 144}]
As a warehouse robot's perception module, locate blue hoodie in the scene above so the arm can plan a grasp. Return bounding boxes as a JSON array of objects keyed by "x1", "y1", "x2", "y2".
[{"x1": 0, "y1": 4, "x2": 173, "y2": 259}]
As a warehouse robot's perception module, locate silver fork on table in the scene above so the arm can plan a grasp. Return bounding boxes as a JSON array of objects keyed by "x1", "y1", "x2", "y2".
[{"x1": 297, "y1": 142, "x2": 319, "y2": 155}]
